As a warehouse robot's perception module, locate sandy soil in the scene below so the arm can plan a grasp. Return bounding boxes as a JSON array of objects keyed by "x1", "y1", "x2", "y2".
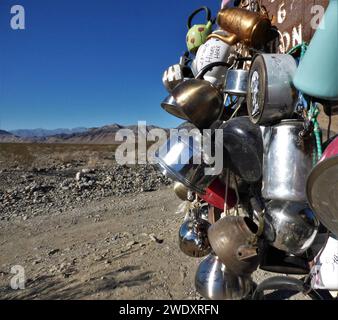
[{"x1": 0, "y1": 187, "x2": 312, "y2": 300}]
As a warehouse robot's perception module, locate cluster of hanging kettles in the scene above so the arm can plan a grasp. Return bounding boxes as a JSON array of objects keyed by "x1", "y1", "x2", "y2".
[{"x1": 156, "y1": 0, "x2": 338, "y2": 300}]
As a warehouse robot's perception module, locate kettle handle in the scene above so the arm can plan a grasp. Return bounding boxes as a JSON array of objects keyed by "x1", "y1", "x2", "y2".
[
  {"x1": 195, "y1": 61, "x2": 231, "y2": 80},
  {"x1": 207, "y1": 33, "x2": 239, "y2": 46},
  {"x1": 187, "y1": 6, "x2": 212, "y2": 29},
  {"x1": 252, "y1": 276, "x2": 305, "y2": 300}
]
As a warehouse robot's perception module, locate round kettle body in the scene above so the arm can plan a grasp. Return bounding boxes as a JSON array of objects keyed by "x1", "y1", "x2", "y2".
[
  {"x1": 179, "y1": 218, "x2": 211, "y2": 258},
  {"x1": 195, "y1": 254, "x2": 253, "y2": 300},
  {"x1": 264, "y1": 200, "x2": 320, "y2": 256},
  {"x1": 208, "y1": 216, "x2": 261, "y2": 275}
]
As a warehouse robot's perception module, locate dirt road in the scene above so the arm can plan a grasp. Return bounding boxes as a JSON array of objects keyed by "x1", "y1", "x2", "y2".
[{"x1": 0, "y1": 187, "x2": 312, "y2": 300}]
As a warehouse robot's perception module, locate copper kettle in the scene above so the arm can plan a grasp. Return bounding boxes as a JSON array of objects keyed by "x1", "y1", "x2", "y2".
[
  {"x1": 210, "y1": 7, "x2": 273, "y2": 48},
  {"x1": 208, "y1": 216, "x2": 262, "y2": 275}
]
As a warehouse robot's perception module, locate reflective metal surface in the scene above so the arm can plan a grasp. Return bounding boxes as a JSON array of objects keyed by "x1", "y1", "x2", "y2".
[
  {"x1": 173, "y1": 182, "x2": 190, "y2": 201},
  {"x1": 224, "y1": 69, "x2": 249, "y2": 96},
  {"x1": 215, "y1": 117, "x2": 263, "y2": 183},
  {"x1": 161, "y1": 95, "x2": 188, "y2": 120},
  {"x1": 247, "y1": 54, "x2": 297, "y2": 125},
  {"x1": 216, "y1": 8, "x2": 273, "y2": 48},
  {"x1": 156, "y1": 130, "x2": 218, "y2": 194},
  {"x1": 307, "y1": 136, "x2": 338, "y2": 237},
  {"x1": 208, "y1": 216, "x2": 261, "y2": 275},
  {"x1": 262, "y1": 120, "x2": 316, "y2": 202},
  {"x1": 264, "y1": 200, "x2": 319, "y2": 255},
  {"x1": 195, "y1": 254, "x2": 253, "y2": 300},
  {"x1": 179, "y1": 217, "x2": 211, "y2": 258},
  {"x1": 171, "y1": 79, "x2": 224, "y2": 129}
]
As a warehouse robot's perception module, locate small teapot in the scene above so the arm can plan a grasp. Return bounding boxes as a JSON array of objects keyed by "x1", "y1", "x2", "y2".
[{"x1": 186, "y1": 7, "x2": 214, "y2": 53}]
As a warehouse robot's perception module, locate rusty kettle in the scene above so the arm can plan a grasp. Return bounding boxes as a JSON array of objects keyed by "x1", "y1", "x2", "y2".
[
  {"x1": 211, "y1": 7, "x2": 273, "y2": 49},
  {"x1": 208, "y1": 216, "x2": 262, "y2": 275}
]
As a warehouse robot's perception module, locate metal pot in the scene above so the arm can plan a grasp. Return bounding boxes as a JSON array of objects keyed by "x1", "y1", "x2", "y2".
[
  {"x1": 247, "y1": 54, "x2": 297, "y2": 125},
  {"x1": 215, "y1": 7, "x2": 273, "y2": 48},
  {"x1": 179, "y1": 210, "x2": 211, "y2": 258},
  {"x1": 208, "y1": 216, "x2": 261, "y2": 275},
  {"x1": 213, "y1": 117, "x2": 263, "y2": 183},
  {"x1": 156, "y1": 128, "x2": 218, "y2": 194},
  {"x1": 195, "y1": 254, "x2": 253, "y2": 300},
  {"x1": 264, "y1": 200, "x2": 319, "y2": 256},
  {"x1": 224, "y1": 69, "x2": 249, "y2": 96},
  {"x1": 307, "y1": 136, "x2": 338, "y2": 237},
  {"x1": 262, "y1": 120, "x2": 316, "y2": 202}
]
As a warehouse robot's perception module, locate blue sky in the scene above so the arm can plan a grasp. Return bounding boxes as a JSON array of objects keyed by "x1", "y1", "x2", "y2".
[{"x1": 0, "y1": 0, "x2": 222, "y2": 130}]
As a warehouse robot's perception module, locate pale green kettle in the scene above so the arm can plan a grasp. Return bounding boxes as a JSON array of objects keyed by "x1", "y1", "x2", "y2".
[{"x1": 293, "y1": 0, "x2": 338, "y2": 101}]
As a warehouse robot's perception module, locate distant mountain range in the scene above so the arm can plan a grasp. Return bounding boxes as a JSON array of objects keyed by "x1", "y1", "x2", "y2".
[
  {"x1": 0, "y1": 124, "x2": 168, "y2": 144},
  {"x1": 10, "y1": 127, "x2": 88, "y2": 138}
]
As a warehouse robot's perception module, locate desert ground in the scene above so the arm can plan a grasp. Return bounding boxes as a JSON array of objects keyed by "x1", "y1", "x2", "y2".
[{"x1": 1, "y1": 112, "x2": 337, "y2": 300}]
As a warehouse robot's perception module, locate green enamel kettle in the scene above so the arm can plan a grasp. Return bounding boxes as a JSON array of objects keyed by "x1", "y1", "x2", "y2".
[
  {"x1": 186, "y1": 7, "x2": 213, "y2": 53},
  {"x1": 293, "y1": 0, "x2": 338, "y2": 101}
]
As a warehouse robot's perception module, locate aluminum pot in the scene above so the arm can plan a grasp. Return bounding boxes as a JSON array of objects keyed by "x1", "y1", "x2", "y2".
[
  {"x1": 262, "y1": 120, "x2": 316, "y2": 202},
  {"x1": 208, "y1": 216, "x2": 261, "y2": 275},
  {"x1": 224, "y1": 69, "x2": 249, "y2": 96},
  {"x1": 264, "y1": 200, "x2": 319, "y2": 256},
  {"x1": 195, "y1": 254, "x2": 253, "y2": 300},
  {"x1": 156, "y1": 129, "x2": 219, "y2": 194},
  {"x1": 179, "y1": 214, "x2": 211, "y2": 258},
  {"x1": 247, "y1": 54, "x2": 297, "y2": 125},
  {"x1": 307, "y1": 135, "x2": 338, "y2": 237}
]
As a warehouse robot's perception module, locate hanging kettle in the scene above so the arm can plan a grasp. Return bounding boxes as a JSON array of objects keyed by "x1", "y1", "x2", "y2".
[
  {"x1": 186, "y1": 7, "x2": 214, "y2": 53},
  {"x1": 213, "y1": 7, "x2": 273, "y2": 49},
  {"x1": 195, "y1": 254, "x2": 253, "y2": 300},
  {"x1": 178, "y1": 207, "x2": 211, "y2": 258},
  {"x1": 293, "y1": 0, "x2": 338, "y2": 102},
  {"x1": 264, "y1": 200, "x2": 319, "y2": 256},
  {"x1": 208, "y1": 216, "x2": 262, "y2": 276},
  {"x1": 162, "y1": 62, "x2": 231, "y2": 129},
  {"x1": 191, "y1": 30, "x2": 235, "y2": 88}
]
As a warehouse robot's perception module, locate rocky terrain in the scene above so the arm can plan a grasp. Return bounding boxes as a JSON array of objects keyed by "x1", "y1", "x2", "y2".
[{"x1": 0, "y1": 164, "x2": 171, "y2": 222}]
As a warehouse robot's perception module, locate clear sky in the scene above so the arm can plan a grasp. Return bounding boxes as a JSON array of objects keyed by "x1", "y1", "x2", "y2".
[{"x1": 0, "y1": 0, "x2": 222, "y2": 130}]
